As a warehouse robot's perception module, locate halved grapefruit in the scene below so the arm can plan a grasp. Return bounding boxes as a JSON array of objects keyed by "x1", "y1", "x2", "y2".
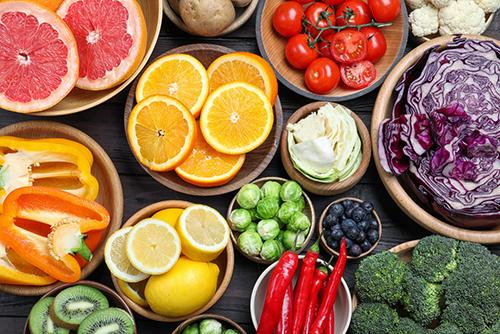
[
  {"x1": 57, "y1": 0, "x2": 147, "y2": 91},
  {"x1": 0, "y1": 1, "x2": 79, "y2": 113}
]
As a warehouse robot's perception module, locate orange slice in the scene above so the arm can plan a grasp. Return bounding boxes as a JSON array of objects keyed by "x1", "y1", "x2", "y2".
[
  {"x1": 127, "y1": 95, "x2": 197, "y2": 172},
  {"x1": 135, "y1": 54, "x2": 209, "y2": 117},
  {"x1": 207, "y1": 52, "x2": 278, "y2": 104},
  {"x1": 175, "y1": 124, "x2": 246, "y2": 187},
  {"x1": 200, "y1": 82, "x2": 274, "y2": 155}
]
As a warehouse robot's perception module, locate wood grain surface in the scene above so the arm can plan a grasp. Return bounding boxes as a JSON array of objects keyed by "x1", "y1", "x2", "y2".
[{"x1": 0, "y1": 11, "x2": 498, "y2": 334}]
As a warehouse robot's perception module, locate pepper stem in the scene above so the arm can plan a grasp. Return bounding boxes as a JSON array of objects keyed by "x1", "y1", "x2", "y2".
[{"x1": 71, "y1": 236, "x2": 93, "y2": 262}]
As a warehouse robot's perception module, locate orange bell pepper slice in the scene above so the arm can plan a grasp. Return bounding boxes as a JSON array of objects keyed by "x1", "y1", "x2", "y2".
[{"x1": 0, "y1": 186, "x2": 110, "y2": 283}]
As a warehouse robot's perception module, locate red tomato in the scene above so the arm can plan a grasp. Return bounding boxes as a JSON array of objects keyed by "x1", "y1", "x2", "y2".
[
  {"x1": 321, "y1": 0, "x2": 345, "y2": 5},
  {"x1": 360, "y1": 26, "x2": 387, "y2": 63},
  {"x1": 295, "y1": 0, "x2": 314, "y2": 3},
  {"x1": 336, "y1": 0, "x2": 372, "y2": 26},
  {"x1": 340, "y1": 60, "x2": 376, "y2": 89},
  {"x1": 272, "y1": 2, "x2": 305, "y2": 37},
  {"x1": 285, "y1": 34, "x2": 319, "y2": 69},
  {"x1": 330, "y1": 29, "x2": 367, "y2": 64},
  {"x1": 368, "y1": 0, "x2": 400, "y2": 22},
  {"x1": 318, "y1": 34, "x2": 336, "y2": 59},
  {"x1": 305, "y1": 58, "x2": 341, "y2": 94},
  {"x1": 304, "y1": 3, "x2": 335, "y2": 37}
]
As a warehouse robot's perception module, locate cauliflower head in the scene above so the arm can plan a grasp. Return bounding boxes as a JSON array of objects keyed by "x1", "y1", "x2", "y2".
[
  {"x1": 406, "y1": 0, "x2": 427, "y2": 10},
  {"x1": 438, "y1": 0, "x2": 486, "y2": 35},
  {"x1": 410, "y1": 5, "x2": 439, "y2": 37},
  {"x1": 430, "y1": 0, "x2": 452, "y2": 8},
  {"x1": 473, "y1": 0, "x2": 500, "y2": 12}
]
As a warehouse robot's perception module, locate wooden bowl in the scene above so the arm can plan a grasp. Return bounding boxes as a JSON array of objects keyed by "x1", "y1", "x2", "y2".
[
  {"x1": 319, "y1": 197, "x2": 382, "y2": 260},
  {"x1": 371, "y1": 34, "x2": 500, "y2": 244},
  {"x1": 163, "y1": 0, "x2": 258, "y2": 37},
  {"x1": 124, "y1": 43, "x2": 283, "y2": 196},
  {"x1": 280, "y1": 102, "x2": 371, "y2": 196},
  {"x1": 23, "y1": 280, "x2": 136, "y2": 334},
  {"x1": 0, "y1": 121, "x2": 123, "y2": 296},
  {"x1": 351, "y1": 240, "x2": 419, "y2": 310},
  {"x1": 111, "y1": 200, "x2": 235, "y2": 322},
  {"x1": 172, "y1": 314, "x2": 248, "y2": 334},
  {"x1": 226, "y1": 177, "x2": 316, "y2": 265},
  {"x1": 22, "y1": 0, "x2": 162, "y2": 116},
  {"x1": 256, "y1": 0, "x2": 409, "y2": 101}
]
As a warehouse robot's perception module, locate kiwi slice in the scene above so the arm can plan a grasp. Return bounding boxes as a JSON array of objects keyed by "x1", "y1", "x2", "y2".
[
  {"x1": 77, "y1": 307, "x2": 135, "y2": 334},
  {"x1": 28, "y1": 297, "x2": 69, "y2": 334},
  {"x1": 51, "y1": 285, "x2": 109, "y2": 330}
]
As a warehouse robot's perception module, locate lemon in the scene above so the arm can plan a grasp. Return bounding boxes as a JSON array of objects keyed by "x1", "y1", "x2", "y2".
[
  {"x1": 117, "y1": 279, "x2": 148, "y2": 307},
  {"x1": 126, "y1": 218, "x2": 181, "y2": 275},
  {"x1": 145, "y1": 257, "x2": 219, "y2": 317},
  {"x1": 104, "y1": 227, "x2": 149, "y2": 283},
  {"x1": 151, "y1": 208, "x2": 184, "y2": 227},
  {"x1": 177, "y1": 204, "x2": 230, "y2": 262}
]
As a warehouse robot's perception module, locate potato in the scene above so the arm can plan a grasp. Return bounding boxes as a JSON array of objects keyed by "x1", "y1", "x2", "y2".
[
  {"x1": 179, "y1": 0, "x2": 236, "y2": 37},
  {"x1": 232, "y1": 0, "x2": 252, "y2": 7},
  {"x1": 168, "y1": 0, "x2": 181, "y2": 14}
]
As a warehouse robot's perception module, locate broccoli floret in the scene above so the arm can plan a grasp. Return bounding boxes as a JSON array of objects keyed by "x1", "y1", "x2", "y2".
[
  {"x1": 442, "y1": 302, "x2": 488, "y2": 334},
  {"x1": 355, "y1": 252, "x2": 408, "y2": 304},
  {"x1": 481, "y1": 321, "x2": 500, "y2": 334},
  {"x1": 402, "y1": 270, "x2": 442, "y2": 327},
  {"x1": 411, "y1": 235, "x2": 458, "y2": 283},
  {"x1": 432, "y1": 322, "x2": 463, "y2": 334},
  {"x1": 456, "y1": 241, "x2": 497, "y2": 268},
  {"x1": 350, "y1": 303, "x2": 399, "y2": 334},
  {"x1": 394, "y1": 317, "x2": 427, "y2": 334}
]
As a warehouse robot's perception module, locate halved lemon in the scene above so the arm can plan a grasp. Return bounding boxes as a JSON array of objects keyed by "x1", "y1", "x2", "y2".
[
  {"x1": 135, "y1": 54, "x2": 209, "y2": 117},
  {"x1": 177, "y1": 205, "x2": 230, "y2": 262},
  {"x1": 152, "y1": 208, "x2": 184, "y2": 227},
  {"x1": 200, "y1": 82, "x2": 274, "y2": 155},
  {"x1": 117, "y1": 279, "x2": 148, "y2": 307},
  {"x1": 104, "y1": 227, "x2": 149, "y2": 283},
  {"x1": 127, "y1": 95, "x2": 197, "y2": 172},
  {"x1": 126, "y1": 218, "x2": 181, "y2": 275}
]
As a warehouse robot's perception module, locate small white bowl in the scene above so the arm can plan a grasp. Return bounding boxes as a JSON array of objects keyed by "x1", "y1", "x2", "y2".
[{"x1": 250, "y1": 255, "x2": 352, "y2": 333}]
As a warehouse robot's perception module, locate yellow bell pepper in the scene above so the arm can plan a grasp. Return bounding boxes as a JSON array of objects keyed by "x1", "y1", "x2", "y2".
[{"x1": 0, "y1": 136, "x2": 99, "y2": 209}]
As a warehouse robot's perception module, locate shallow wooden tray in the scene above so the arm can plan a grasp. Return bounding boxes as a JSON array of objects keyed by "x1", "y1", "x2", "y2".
[
  {"x1": 23, "y1": 280, "x2": 136, "y2": 334},
  {"x1": 111, "y1": 200, "x2": 234, "y2": 322},
  {"x1": 124, "y1": 43, "x2": 283, "y2": 196},
  {"x1": 281, "y1": 102, "x2": 371, "y2": 196},
  {"x1": 163, "y1": 0, "x2": 258, "y2": 37},
  {"x1": 172, "y1": 313, "x2": 248, "y2": 334},
  {"x1": 256, "y1": 0, "x2": 409, "y2": 101},
  {"x1": 23, "y1": 0, "x2": 163, "y2": 116},
  {"x1": 0, "y1": 121, "x2": 123, "y2": 296},
  {"x1": 371, "y1": 34, "x2": 500, "y2": 244},
  {"x1": 318, "y1": 197, "x2": 382, "y2": 260},
  {"x1": 226, "y1": 177, "x2": 316, "y2": 265}
]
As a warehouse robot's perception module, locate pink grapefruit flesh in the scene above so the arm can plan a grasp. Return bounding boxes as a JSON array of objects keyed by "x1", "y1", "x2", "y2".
[
  {"x1": 57, "y1": 0, "x2": 147, "y2": 91},
  {"x1": 0, "y1": 1, "x2": 78, "y2": 113}
]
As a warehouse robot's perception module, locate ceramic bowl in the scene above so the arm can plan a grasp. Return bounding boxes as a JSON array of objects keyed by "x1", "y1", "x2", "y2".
[{"x1": 172, "y1": 313, "x2": 248, "y2": 334}]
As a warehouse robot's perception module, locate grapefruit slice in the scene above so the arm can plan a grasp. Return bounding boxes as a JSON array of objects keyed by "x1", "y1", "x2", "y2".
[
  {"x1": 57, "y1": 0, "x2": 147, "y2": 91},
  {"x1": 0, "y1": 1, "x2": 79, "y2": 113}
]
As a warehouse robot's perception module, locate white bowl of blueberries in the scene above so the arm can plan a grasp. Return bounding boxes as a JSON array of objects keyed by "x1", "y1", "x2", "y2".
[{"x1": 319, "y1": 197, "x2": 381, "y2": 259}]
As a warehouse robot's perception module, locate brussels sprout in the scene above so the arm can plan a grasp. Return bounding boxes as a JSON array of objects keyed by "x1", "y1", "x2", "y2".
[
  {"x1": 256, "y1": 197, "x2": 280, "y2": 219},
  {"x1": 276, "y1": 230, "x2": 284, "y2": 243},
  {"x1": 295, "y1": 196, "x2": 306, "y2": 211},
  {"x1": 236, "y1": 184, "x2": 261, "y2": 209},
  {"x1": 229, "y1": 209, "x2": 252, "y2": 232},
  {"x1": 246, "y1": 222, "x2": 257, "y2": 232},
  {"x1": 248, "y1": 208, "x2": 259, "y2": 221},
  {"x1": 183, "y1": 324, "x2": 200, "y2": 334},
  {"x1": 280, "y1": 180, "x2": 303, "y2": 202},
  {"x1": 199, "y1": 319, "x2": 222, "y2": 334},
  {"x1": 283, "y1": 230, "x2": 306, "y2": 250},
  {"x1": 260, "y1": 239, "x2": 283, "y2": 261},
  {"x1": 260, "y1": 181, "x2": 281, "y2": 200},
  {"x1": 238, "y1": 231, "x2": 263, "y2": 256},
  {"x1": 288, "y1": 212, "x2": 311, "y2": 232},
  {"x1": 222, "y1": 330, "x2": 238, "y2": 334},
  {"x1": 277, "y1": 201, "x2": 300, "y2": 224},
  {"x1": 257, "y1": 219, "x2": 280, "y2": 241}
]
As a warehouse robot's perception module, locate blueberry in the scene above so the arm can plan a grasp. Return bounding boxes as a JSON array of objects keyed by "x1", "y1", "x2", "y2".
[
  {"x1": 358, "y1": 220, "x2": 370, "y2": 231},
  {"x1": 323, "y1": 214, "x2": 336, "y2": 228},
  {"x1": 340, "y1": 214, "x2": 347, "y2": 221},
  {"x1": 342, "y1": 199, "x2": 354, "y2": 209},
  {"x1": 367, "y1": 229, "x2": 379, "y2": 243},
  {"x1": 331, "y1": 227, "x2": 344, "y2": 240},
  {"x1": 364, "y1": 213, "x2": 374, "y2": 221},
  {"x1": 345, "y1": 226, "x2": 360, "y2": 240},
  {"x1": 352, "y1": 201, "x2": 360, "y2": 208},
  {"x1": 331, "y1": 223, "x2": 342, "y2": 232},
  {"x1": 369, "y1": 219, "x2": 379, "y2": 231},
  {"x1": 360, "y1": 240, "x2": 372, "y2": 252},
  {"x1": 341, "y1": 219, "x2": 357, "y2": 232},
  {"x1": 326, "y1": 234, "x2": 336, "y2": 245},
  {"x1": 328, "y1": 203, "x2": 344, "y2": 217},
  {"x1": 328, "y1": 239, "x2": 339, "y2": 250},
  {"x1": 350, "y1": 244, "x2": 362, "y2": 257},
  {"x1": 355, "y1": 230, "x2": 366, "y2": 243},
  {"x1": 345, "y1": 207, "x2": 354, "y2": 218},
  {"x1": 344, "y1": 238, "x2": 354, "y2": 249},
  {"x1": 352, "y1": 207, "x2": 367, "y2": 222},
  {"x1": 361, "y1": 201, "x2": 374, "y2": 212}
]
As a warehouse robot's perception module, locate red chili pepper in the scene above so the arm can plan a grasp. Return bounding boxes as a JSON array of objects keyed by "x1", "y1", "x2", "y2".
[
  {"x1": 309, "y1": 239, "x2": 347, "y2": 334},
  {"x1": 326, "y1": 309, "x2": 335, "y2": 334},
  {"x1": 257, "y1": 251, "x2": 299, "y2": 334},
  {"x1": 292, "y1": 241, "x2": 320, "y2": 334},
  {"x1": 302, "y1": 267, "x2": 328, "y2": 334},
  {"x1": 277, "y1": 283, "x2": 293, "y2": 334}
]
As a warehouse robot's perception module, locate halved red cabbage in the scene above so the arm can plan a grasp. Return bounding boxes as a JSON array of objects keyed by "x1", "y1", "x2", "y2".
[{"x1": 378, "y1": 37, "x2": 500, "y2": 228}]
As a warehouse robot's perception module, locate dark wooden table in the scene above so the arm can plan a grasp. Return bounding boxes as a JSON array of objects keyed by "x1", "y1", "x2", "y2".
[{"x1": 0, "y1": 11, "x2": 498, "y2": 334}]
